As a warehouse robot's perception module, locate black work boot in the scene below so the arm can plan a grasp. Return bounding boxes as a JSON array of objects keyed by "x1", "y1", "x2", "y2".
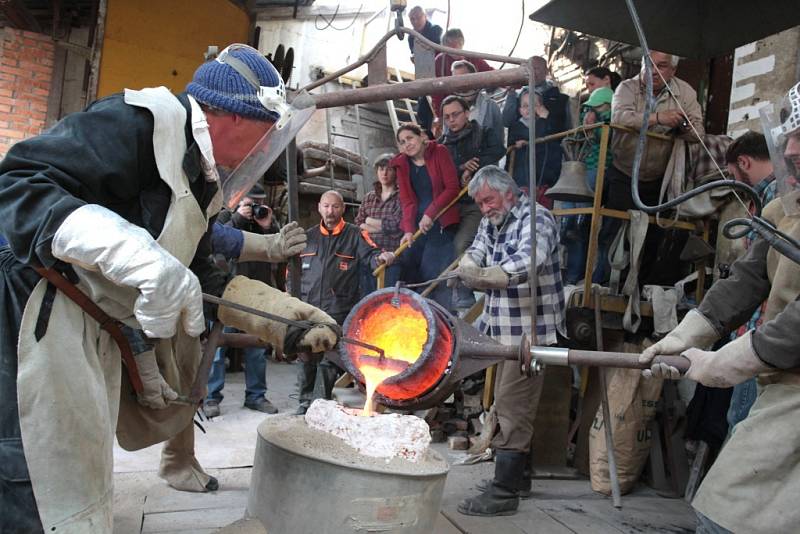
[
  {"x1": 458, "y1": 450, "x2": 526, "y2": 516},
  {"x1": 475, "y1": 476, "x2": 532, "y2": 499}
]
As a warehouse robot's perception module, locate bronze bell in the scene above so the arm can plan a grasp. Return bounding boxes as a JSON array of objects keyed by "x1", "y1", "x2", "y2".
[{"x1": 545, "y1": 161, "x2": 595, "y2": 202}]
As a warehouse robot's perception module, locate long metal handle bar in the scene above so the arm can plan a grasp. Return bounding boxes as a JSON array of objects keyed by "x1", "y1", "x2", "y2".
[
  {"x1": 201, "y1": 293, "x2": 384, "y2": 357},
  {"x1": 373, "y1": 184, "x2": 469, "y2": 277},
  {"x1": 301, "y1": 26, "x2": 526, "y2": 94}
]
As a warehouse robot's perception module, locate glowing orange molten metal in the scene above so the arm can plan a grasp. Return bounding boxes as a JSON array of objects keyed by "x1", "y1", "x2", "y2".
[{"x1": 355, "y1": 302, "x2": 429, "y2": 416}]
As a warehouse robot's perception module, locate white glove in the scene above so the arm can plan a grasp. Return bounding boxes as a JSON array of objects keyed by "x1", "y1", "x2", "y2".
[
  {"x1": 455, "y1": 254, "x2": 509, "y2": 290},
  {"x1": 640, "y1": 309, "x2": 718, "y2": 378},
  {"x1": 239, "y1": 222, "x2": 307, "y2": 262},
  {"x1": 52, "y1": 204, "x2": 205, "y2": 338},
  {"x1": 134, "y1": 351, "x2": 179, "y2": 409},
  {"x1": 682, "y1": 331, "x2": 771, "y2": 388}
]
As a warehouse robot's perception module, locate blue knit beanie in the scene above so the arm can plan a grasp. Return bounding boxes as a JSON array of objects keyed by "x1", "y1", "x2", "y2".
[{"x1": 187, "y1": 45, "x2": 281, "y2": 122}]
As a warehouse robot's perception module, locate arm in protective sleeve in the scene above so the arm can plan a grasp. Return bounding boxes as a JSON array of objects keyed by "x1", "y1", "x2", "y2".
[
  {"x1": 0, "y1": 95, "x2": 158, "y2": 267},
  {"x1": 752, "y1": 301, "x2": 800, "y2": 369},
  {"x1": 697, "y1": 236, "x2": 772, "y2": 336}
]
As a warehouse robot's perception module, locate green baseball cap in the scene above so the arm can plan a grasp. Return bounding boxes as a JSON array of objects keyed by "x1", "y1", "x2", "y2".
[{"x1": 584, "y1": 87, "x2": 614, "y2": 108}]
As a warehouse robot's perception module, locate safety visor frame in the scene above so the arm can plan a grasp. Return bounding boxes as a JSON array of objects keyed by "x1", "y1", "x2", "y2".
[{"x1": 215, "y1": 43, "x2": 293, "y2": 129}]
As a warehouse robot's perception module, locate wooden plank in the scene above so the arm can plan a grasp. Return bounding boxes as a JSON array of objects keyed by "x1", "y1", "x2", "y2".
[
  {"x1": 433, "y1": 511, "x2": 462, "y2": 534},
  {"x1": 441, "y1": 505, "x2": 526, "y2": 534},
  {"x1": 582, "y1": 125, "x2": 609, "y2": 307},
  {"x1": 142, "y1": 507, "x2": 245, "y2": 533},
  {"x1": 531, "y1": 366, "x2": 572, "y2": 468}
]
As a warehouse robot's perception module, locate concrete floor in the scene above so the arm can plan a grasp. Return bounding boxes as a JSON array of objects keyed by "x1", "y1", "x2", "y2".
[{"x1": 112, "y1": 360, "x2": 697, "y2": 533}]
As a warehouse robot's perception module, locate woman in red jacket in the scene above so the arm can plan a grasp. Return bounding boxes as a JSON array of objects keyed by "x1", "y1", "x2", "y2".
[{"x1": 391, "y1": 123, "x2": 460, "y2": 309}]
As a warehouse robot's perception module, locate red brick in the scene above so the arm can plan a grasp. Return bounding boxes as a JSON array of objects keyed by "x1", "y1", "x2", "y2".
[
  {"x1": 1, "y1": 57, "x2": 18, "y2": 67},
  {"x1": 19, "y1": 60, "x2": 52, "y2": 75},
  {"x1": 0, "y1": 104, "x2": 10, "y2": 113},
  {"x1": 29, "y1": 103, "x2": 47, "y2": 114},
  {"x1": 0, "y1": 128, "x2": 25, "y2": 139},
  {"x1": 1, "y1": 66, "x2": 27, "y2": 78},
  {"x1": 0, "y1": 95, "x2": 14, "y2": 106},
  {"x1": 0, "y1": 72, "x2": 17, "y2": 82},
  {"x1": 2, "y1": 49, "x2": 19, "y2": 60},
  {"x1": 0, "y1": 88, "x2": 12, "y2": 98},
  {"x1": 31, "y1": 87, "x2": 48, "y2": 97},
  {"x1": 30, "y1": 112, "x2": 46, "y2": 122}
]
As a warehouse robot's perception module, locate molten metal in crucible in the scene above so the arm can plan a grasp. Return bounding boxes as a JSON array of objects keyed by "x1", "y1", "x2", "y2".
[{"x1": 334, "y1": 288, "x2": 691, "y2": 413}]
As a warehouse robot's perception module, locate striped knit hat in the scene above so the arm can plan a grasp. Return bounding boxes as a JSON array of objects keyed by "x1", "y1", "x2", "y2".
[{"x1": 187, "y1": 44, "x2": 281, "y2": 122}]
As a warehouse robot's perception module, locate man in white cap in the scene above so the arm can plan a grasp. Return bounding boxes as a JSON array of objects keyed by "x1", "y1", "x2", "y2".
[{"x1": 0, "y1": 44, "x2": 335, "y2": 532}]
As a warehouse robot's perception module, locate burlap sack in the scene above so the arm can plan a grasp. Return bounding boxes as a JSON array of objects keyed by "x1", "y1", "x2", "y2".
[{"x1": 589, "y1": 357, "x2": 664, "y2": 495}]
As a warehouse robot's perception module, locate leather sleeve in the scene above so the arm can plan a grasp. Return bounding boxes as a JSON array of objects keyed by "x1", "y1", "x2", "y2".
[
  {"x1": 698, "y1": 237, "x2": 772, "y2": 336},
  {"x1": 0, "y1": 94, "x2": 160, "y2": 268}
]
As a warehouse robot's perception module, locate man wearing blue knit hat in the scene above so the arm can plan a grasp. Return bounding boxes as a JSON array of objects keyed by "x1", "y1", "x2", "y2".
[{"x1": 0, "y1": 44, "x2": 333, "y2": 533}]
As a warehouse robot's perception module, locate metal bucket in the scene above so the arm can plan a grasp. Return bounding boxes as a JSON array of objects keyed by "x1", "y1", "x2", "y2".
[{"x1": 247, "y1": 416, "x2": 449, "y2": 534}]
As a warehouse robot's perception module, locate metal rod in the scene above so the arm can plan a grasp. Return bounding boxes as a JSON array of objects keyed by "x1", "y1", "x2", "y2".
[
  {"x1": 595, "y1": 287, "x2": 622, "y2": 509},
  {"x1": 313, "y1": 67, "x2": 529, "y2": 109},
  {"x1": 527, "y1": 59, "x2": 538, "y2": 347},
  {"x1": 286, "y1": 140, "x2": 302, "y2": 298}
]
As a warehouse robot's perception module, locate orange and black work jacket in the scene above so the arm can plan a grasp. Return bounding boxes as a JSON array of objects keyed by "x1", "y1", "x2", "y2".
[{"x1": 300, "y1": 219, "x2": 382, "y2": 324}]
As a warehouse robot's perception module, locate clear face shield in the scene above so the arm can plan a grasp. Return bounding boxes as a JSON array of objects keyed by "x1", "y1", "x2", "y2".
[
  {"x1": 213, "y1": 44, "x2": 316, "y2": 208},
  {"x1": 761, "y1": 82, "x2": 800, "y2": 216}
]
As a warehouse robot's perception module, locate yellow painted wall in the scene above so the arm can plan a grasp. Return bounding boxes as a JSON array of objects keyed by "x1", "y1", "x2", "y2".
[{"x1": 97, "y1": 0, "x2": 250, "y2": 97}]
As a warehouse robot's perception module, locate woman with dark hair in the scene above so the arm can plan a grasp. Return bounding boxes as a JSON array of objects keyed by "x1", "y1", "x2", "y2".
[
  {"x1": 585, "y1": 66, "x2": 622, "y2": 92},
  {"x1": 391, "y1": 123, "x2": 460, "y2": 309},
  {"x1": 356, "y1": 153, "x2": 403, "y2": 293}
]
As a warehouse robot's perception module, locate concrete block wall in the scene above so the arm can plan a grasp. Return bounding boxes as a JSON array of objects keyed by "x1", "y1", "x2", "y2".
[
  {"x1": 727, "y1": 27, "x2": 800, "y2": 138},
  {"x1": 0, "y1": 28, "x2": 55, "y2": 157}
]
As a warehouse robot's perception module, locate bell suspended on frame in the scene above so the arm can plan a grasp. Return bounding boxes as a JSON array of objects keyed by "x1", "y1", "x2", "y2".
[{"x1": 545, "y1": 161, "x2": 594, "y2": 202}]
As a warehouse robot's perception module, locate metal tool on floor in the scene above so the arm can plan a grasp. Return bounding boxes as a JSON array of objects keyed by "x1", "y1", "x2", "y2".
[{"x1": 595, "y1": 286, "x2": 622, "y2": 509}]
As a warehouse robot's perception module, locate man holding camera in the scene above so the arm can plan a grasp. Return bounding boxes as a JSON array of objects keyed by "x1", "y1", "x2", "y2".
[{"x1": 205, "y1": 184, "x2": 283, "y2": 416}]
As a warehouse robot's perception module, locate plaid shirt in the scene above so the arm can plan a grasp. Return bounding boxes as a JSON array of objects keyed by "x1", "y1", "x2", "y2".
[
  {"x1": 355, "y1": 187, "x2": 403, "y2": 251},
  {"x1": 466, "y1": 195, "x2": 565, "y2": 345}
]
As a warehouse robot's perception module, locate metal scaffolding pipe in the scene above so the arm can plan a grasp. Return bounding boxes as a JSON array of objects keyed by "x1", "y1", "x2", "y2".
[{"x1": 311, "y1": 67, "x2": 529, "y2": 109}]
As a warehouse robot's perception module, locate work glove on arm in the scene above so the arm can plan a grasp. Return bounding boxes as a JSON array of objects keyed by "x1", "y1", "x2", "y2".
[
  {"x1": 454, "y1": 254, "x2": 509, "y2": 290},
  {"x1": 134, "y1": 351, "x2": 179, "y2": 409},
  {"x1": 52, "y1": 204, "x2": 205, "y2": 339},
  {"x1": 682, "y1": 330, "x2": 771, "y2": 388},
  {"x1": 217, "y1": 275, "x2": 339, "y2": 354},
  {"x1": 639, "y1": 309, "x2": 719, "y2": 379},
  {"x1": 238, "y1": 221, "x2": 307, "y2": 262}
]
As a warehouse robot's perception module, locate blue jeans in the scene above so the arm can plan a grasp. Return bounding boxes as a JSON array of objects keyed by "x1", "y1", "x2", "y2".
[
  {"x1": 400, "y1": 224, "x2": 455, "y2": 310},
  {"x1": 726, "y1": 377, "x2": 757, "y2": 431},
  {"x1": 561, "y1": 168, "x2": 597, "y2": 284},
  {"x1": 207, "y1": 325, "x2": 267, "y2": 404}
]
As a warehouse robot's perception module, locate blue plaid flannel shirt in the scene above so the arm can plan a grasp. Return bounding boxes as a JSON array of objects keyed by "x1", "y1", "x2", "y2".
[{"x1": 466, "y1": 195, "x2": 565, "y2": 346}]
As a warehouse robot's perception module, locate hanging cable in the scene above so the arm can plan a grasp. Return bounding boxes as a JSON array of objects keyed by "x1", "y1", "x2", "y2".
[
  {"x1": 622, "y1": 0, "x2": 800, "y2": 265},
  {"x1": 315, "y1": 3, "x2": 364, "y2": 32},
  {"x1": 497, "y1": 0, "x2": 525, "y2": 71}
]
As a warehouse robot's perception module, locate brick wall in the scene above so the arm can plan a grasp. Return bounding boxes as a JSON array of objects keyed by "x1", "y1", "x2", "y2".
[{"x1": 0, "y1": 28, "x2": 55, "y2": 157}]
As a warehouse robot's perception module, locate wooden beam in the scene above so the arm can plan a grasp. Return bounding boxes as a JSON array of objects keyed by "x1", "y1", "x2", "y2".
[{"x1": 0, "y1": 0, "x2": 43, "y2": 33}]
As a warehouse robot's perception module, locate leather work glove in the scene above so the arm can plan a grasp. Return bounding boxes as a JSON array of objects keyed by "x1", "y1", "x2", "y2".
[
  {"x1": 239, "y1": 221, "x2": 307, "y2": 263},
  {"x1": 454, "y1": 254, "x2": 509, "y2": 290},
  {"x1": 217, "y1": 275, "x2": 339, "y2": 353},
  {"x1": 681, "y1": 331, "x2": 771, "y2": 388},
  {"x1": 52, "y1": 204, "x2": 204, "y2": 339},
  {"x1": 133, "y1": 351, "x2": 179, "y2": 409},
  {"x1": 639, "y1": 309, "x2": 719, "y2": 379}
]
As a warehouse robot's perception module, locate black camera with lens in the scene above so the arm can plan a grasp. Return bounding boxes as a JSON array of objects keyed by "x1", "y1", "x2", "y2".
[{"x1": 252, "y1": 204, "x2": 271, "y2": 219}]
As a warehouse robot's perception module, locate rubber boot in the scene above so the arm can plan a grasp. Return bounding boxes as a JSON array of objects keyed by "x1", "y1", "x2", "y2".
[
  {"x1": 475, "y1": 451, "x2": 533, "y2": 499},
  {"x1": 159, "y1": 422, "x2": 218, "y2": 492},
  {"x1": 458, "y1": 450, "x2": 526, "y2": 516}
]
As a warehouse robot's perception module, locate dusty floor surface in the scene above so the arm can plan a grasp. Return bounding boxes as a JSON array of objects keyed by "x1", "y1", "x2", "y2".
[{"x1": 113, "y1": 360, "x2": 697, "y2": 533}]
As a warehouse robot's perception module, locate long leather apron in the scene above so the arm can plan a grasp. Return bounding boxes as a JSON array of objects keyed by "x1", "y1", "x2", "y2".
[
  {"x1": 693, "y1": 194, "x2": 800, "y2": 533},
  {"x1": 16, "y1": 87, "x2": 215, "y2": 533}
]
